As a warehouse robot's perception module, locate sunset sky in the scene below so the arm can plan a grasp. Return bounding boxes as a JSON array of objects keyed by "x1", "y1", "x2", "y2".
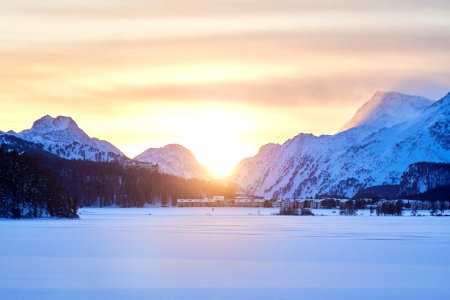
[{"x1": 1, "y1": 0, "x2": 449, "y2": 177}]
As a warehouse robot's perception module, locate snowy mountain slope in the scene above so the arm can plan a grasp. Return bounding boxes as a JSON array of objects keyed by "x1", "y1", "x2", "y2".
[
  {"x1": 134, "y1": 144, "x2": 211, "y2": 179},
  {"x1": 5, "y1": 115, "x2": 126, "y2": 162},
  {"x1": 235, "y1": 143, "x2": 283, "y2": 192},
  {"x1": 233, "y1": 91, "x2": 450, "y2": 199},
  {"x1": 340, "y1": 91, "x2": 433, "y2": 132},
  {"x1": 1, "y1": 115, "x2": 211, "y2": 179},
  {"x1": 0, "y1": 133, "x2": 51, "y2": 155}
]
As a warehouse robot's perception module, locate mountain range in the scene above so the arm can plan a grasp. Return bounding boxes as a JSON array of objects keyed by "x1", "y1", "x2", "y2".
[
  {"x1": 1, "y1": 90, "x2": 449, "y2": 195},
  {"x1": 232, "y1": 91, "x2": 450, "y2": 198},
  {"x1": 4, "y1": 115, "x2": 125, "y2": 162},
  {"x1": 0, "y1": 115, "x2": 210, "y2": 179}
]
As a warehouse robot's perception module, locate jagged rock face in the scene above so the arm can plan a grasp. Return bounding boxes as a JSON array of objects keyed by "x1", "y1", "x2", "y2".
[
  {"x1": 134, "y1": 144, "x2": 211, "y2": 180},
  {"x1": 5, "y1": 115, "x2": 125, "y2": 162},
  {"x1": 399, "y1": 162, "x2": 450, "y2": 196},
  {"x1": 233, "y1": 91, "x2": 450, "y2": 199}
]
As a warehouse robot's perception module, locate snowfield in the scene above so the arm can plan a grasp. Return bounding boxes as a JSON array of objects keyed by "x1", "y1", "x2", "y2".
[{"x1": 1, "y1": 207, "x2": 450, "y2": 300}]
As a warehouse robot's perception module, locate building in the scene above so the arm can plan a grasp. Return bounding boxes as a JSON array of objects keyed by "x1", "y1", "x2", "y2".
[
  {"x1": 310, "y1": 199, "x2": 323, "y2": 209},
  {"x1": 278, "y1": 199, "x2": 302, "y2": 215},
  {"x1": 125, "y1": 161, "x2": 159, "y2": 173},
  {"x1": 253, "y1": 198, "x2": 266, "y2": 207},
  {"x1": 272, "y1": 200, "x2": 281, "y2": 207},
  {"x1": 405, "y1": 200, "x2": 432, "y2": 210},
  {"x1": 177, "y1": 196, "x2": 228, "y2": 207},
  {"x1": 234, "y1": 196, "x2": 265, "y2": 207},
  {"x1": 176, "y1": 196, "x2": 270, "y2": 208},
  {"x1": 177, "y1": 198, "x2": 215, "y2": 207},
  {"x1": 279, "y1": 200, "x2": 294, "y2": 210},
  {"x1": 234, "y1": 196, "x2": 253, "y2": 203}
]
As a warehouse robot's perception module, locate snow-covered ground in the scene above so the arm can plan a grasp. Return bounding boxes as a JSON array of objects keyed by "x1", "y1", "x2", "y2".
[{"x1": 1, "y1": 207, "x2": 450, "y2": 300}]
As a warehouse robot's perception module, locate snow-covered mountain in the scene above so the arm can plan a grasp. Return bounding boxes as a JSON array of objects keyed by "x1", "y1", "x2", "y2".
[
  {"x1": 3, "y1": 115, "x2": 125, "y2": 162},
  {"x1": 1, "y1": 115, "x2": 211, "y2": 179},
  {"x1": 134, "y1": 144, "x2": 211, "y2": 179},
  {"x1": 340, "y1": 91, "x2": 433, "y2": 132},
  {"x1": 233, "y1": 91, "x2": 450, "y2": 199}
]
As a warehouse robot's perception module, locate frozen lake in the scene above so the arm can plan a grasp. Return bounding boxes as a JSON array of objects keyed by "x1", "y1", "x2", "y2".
[{"x1": 1, "y1": 207, "x2": 450, "y2": 300}]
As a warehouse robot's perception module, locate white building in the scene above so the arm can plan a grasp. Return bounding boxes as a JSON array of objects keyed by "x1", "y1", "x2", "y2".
[
  {"x1": 177, "y1": 197, "x2": 227, "y2": 207},
  {"x1": 234, "y1": 196, "x2": 265, "y2": 207}
]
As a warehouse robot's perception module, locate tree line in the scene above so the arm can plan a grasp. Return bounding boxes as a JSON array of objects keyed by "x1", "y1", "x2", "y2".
[
  {"x1": 0, "y1": 148, "x2": 77, "y2": 218},
  {"x1": 0, "y1": 147, "x2": 236, "y2": 218}
]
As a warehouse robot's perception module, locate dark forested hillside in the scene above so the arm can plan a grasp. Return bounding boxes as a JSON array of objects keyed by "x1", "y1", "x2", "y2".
[
  {"x1": 0, "y1": 145, "x2": 236, "y2": 215},
  {"x1": 44, "y1": 158, "x2": 236, "y2": 207},
  {"x1": 0, "y1": 148, "x2": 78, "y2": 218},
  {"x1": 352, "y1": 185, "x2": 401, "y2": 200},
  {"x1": 405, "y1": 185, "x2": 450, "y2": 201},
  {"x1": 399, "y1": 162, "x2": 450, "y2": 196}
]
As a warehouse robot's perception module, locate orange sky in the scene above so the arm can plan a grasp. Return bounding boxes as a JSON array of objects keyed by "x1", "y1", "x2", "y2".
[{"x1": 0, "y1": 0, "x2": 449, "y2": 177}]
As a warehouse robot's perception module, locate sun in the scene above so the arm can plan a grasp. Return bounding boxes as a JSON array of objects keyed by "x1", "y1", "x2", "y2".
[
  {"x1": 193, "y1": 143, "x2": 250, "y2": 178},
  {"x1": 119, "y1": 102, "x2": 258, "y2": 178},
  {"x1": 174, "y1": 108, "x2": 257, "y2": 179}
]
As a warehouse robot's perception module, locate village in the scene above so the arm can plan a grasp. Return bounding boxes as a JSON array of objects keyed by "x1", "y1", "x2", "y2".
[{"x1": 175, "y1": 196, "x2": 448, "y2": 216}]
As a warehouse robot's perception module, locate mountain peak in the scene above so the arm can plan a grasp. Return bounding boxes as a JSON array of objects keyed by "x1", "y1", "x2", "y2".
[
  {"x1": 372, "y1": 91, "x2": 406, "y2": 98},
  {"x1": 162, "y1": 143, "x2": 190, "y2": 152},
  {"x1": 13, "y1": 115, "x2": 125, "y2": 162},
  {"x1": 233, "y1": 90, "x2": 449, "y2": 200},
  {"x1": 139, "y1": 144, "x2": 194, "y2": 158},
  {"x1": 340, "y1": 91, "x2": 433, "y2": 132},
  {"x1": 134, "y1": 144, "x2": 211, "y2": 179},
  {"x1": 31, "y1": 115, "x2": 79, "y2": 133}
]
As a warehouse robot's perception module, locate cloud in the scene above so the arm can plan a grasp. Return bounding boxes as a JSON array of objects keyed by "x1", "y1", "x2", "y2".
[
  {"x1": 1, "y1": 30, "x2": 448, "y2": 117},
  {"x1": 2, "y1": 0, "x2": 449, "y2": 48},
  {"x1": 0, "y1": 0, "x2": 449, "y2": 159},
  {"x1": 11, "y1": 0, "x2": 450, "y2": 19}
]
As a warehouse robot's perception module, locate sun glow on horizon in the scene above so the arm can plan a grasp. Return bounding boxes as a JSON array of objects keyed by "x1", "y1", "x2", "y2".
[
  {"x1": 116, "y1": 103, "x2": 267, "y2": 178},
  {"x1": 121, "y1": 143, "x2": 245, "y2": 179},
  {"x1": 1, "y1": 0, "x2": 449, "y2": 179}
]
